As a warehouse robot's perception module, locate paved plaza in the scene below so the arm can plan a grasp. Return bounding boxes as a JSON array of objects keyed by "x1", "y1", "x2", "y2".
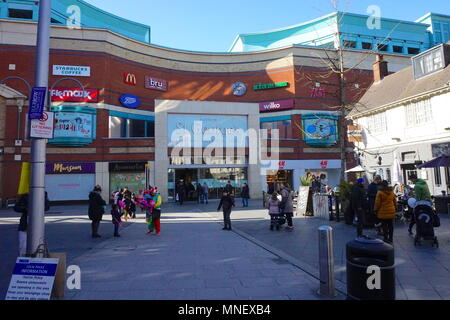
[{"x1": 1, "y1": 200, "x2": 450, "y2": 300}]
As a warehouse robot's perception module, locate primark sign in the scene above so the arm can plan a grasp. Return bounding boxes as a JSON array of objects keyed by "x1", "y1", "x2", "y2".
[{"x1": 53, "y1": 65, "x2": 91, "y2": 77}]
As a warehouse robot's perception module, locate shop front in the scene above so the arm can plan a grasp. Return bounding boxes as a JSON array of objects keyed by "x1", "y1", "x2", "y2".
[
  {"x1": 45, "y1": 162, "x2": 96, "y2": 201},
  {"x1": 109, "y1": 162, "x2": 148, "y2": 197}
]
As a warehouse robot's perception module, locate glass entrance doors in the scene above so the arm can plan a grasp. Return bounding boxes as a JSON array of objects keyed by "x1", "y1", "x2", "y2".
[{"x1": 168, "y1": 167, "x2": 248, "y2": 202}]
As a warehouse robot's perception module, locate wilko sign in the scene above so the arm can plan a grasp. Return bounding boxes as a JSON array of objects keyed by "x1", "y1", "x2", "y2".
[
  {"x1": 259, "y1": 99, "x2": 294, "y2": 113},
  {"x1": 124, "y1": 73, "x2": 137, "y2": 85},
  {"x1": 50, "y1": 88, "x2": 99, "y2": 103},
  {"x1": 145, "y1": 76, "x2": 168, "y2": 92}
]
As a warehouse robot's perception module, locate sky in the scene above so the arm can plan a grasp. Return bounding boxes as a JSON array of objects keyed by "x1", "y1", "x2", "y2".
[{"x1": 84, "y1": 0, "x2": 450, "y2": 52}]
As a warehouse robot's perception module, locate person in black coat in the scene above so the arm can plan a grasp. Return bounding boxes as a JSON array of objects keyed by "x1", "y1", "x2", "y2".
[
  {"x1": 88, "y1": 185, "x2": 107, "y2": 238},
  {"x1": 217, "y1": 191, "x2": 235, "y2": 230},
  {"x1": 241, "y1": 183, "x2": 250, "y2": 207},
  {"x1": 351, "y1": 178, "x2": 369, "y2": 237}
]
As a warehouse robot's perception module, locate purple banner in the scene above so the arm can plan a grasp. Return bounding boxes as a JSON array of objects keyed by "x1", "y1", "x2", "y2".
[
  {"x1": 259, "y1": 99, "x2": 294, "y2": 113},
  {"x1": 28, "y1": 87, "x2": 47, "y2": 120},
  {"x1": 46, "y1": 162, "x2": 96, "y2": 175}
]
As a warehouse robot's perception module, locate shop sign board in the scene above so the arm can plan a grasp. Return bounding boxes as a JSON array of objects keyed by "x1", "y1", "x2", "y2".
[
  {"x1": 253, "y1": 82, "x2": 289, "y2": 91},
  {"x1": 109, "y1": 162, "x2": 147, "y2": 172},
  {"x1": 50, "y1": 88, "x2": 99, "y2": 103},
  {"x1": 53, "y1": 65, "x2": 90, "y2": 77},
  {"x1": 30, "y1": 111, "x2": 54, "y2": 139},
  {"x1": 124, "y1": 73, "x2": 137, "y2": 85},
  {"x1": 259, "y1": 99, "x2": 294, "y2": 113},
  {"x1": 145, "y1": 76, "x2": 168, "y2": 92},
  {"x1": 119, "y1": 94, "x2": 141, "y2": 109},
  {"x1": 46, "y1": 162, "x2": 96, "y2": 175},
  {"x1": 347, "y1": 125, "x2": 363, "y2": 143},
  {"x1": 6, "y1": 257, "x2": 59, "y2": 300},
  {"x1": 28, "y1": 87, "x2": 47, "y2": 120}
]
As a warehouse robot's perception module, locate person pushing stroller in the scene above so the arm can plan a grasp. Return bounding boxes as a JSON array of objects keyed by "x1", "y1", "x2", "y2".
[{"x1": 268, "y1": 193, "x2": 286, "y2": 231}]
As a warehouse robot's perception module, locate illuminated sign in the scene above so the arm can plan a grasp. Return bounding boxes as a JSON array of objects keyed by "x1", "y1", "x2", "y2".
[
  {"x1": 145, "y1": 76, "x2": 168, "y2": 92},
  {"x1": 253, "y1": 82, "x2": 289, "y2": 91},
  {"x1": 50, "y1": 88, "x2": 99, "y2": 102},
  {"x1": 124, "y1": 73, "x2": 137, "y2": 85}
]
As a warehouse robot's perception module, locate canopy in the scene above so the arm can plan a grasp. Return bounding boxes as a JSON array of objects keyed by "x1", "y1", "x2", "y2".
[
  {"x1": 418, "y1": 155, "x2": 450, "y2": 168},
  {"x1": 345, "y1": 165, "x2": 375, "y2": 173}
]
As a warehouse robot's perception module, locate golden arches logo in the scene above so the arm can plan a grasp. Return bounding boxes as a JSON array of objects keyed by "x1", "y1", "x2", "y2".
[{"x1": 124, "y1": 73, "x2": 137, "y2": 85}]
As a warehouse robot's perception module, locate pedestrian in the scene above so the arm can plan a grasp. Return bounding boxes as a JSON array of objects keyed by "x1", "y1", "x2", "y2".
[
  {"x1": 351, "y1": 178, "x2": 369, "y2": 237},
  {"x1": 202, "y1": 182, "x2": 209, "y2": 204},
  {"x1": 408, "y1": 174, "x2": 432, "y2": 235},
  {"x1": 176, "y1": 180, "x2": 186, "y2": 205},
  {"x1": 217, "y1": 191, "x2": 235, "y2": 230},
  {"x1": 225, "y1": 180, "x2": 234, "y2": 195},
  {"x1": 374, "y1": 180, "x2": 397, "y2": 244},
  {"x1": 14, "y1": 192, "x2": 50, "y2": 256},
  {"x1": 268, "y1": 192, "x2": 282, "y2": 231},
  {"x1": 368, "y1": 175, "x2": 382, "y2": 231},
  {"x1": 195, "y1": 182, "x2": 202, "y2": 204},
  {"x1": 111, "y1": 204, "x2": 122, "y2": 237},
  {"x1": 130, "y1": 193, "x2": 137, "y2": 218},
  {"x1": 241, "y1": 183, "x2": 250, "y2": 207},
  {"x1": 280, "y1": 183, "x2": 294, "y2": 231},
  {"x1": 88, "y1": 185, "x2": 106, "y2": 238},
  {"x1": 149, "y1": 187, "x2": 162, "y2": 235},
  {"x1": 141, "y1": 191, "x2": 156, "y2": 234}
]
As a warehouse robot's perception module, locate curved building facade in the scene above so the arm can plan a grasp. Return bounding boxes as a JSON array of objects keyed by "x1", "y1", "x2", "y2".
[{"x1": 0, "y1": 9, "x2": 414, "y2": 203}]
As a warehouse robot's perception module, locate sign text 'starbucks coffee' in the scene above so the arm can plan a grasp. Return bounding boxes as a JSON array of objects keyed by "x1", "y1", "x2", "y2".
[{"x1": 53, "y1": 65, "x2": 91, "y2": 77}]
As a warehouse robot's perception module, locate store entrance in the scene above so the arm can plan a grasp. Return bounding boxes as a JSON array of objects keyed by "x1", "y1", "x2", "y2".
[{"x1": 175, "y1": 169, "x2": 198, "y2": 202}]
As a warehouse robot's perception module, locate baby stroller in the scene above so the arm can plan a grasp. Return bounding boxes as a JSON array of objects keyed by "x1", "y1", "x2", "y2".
[
  {"x1": 413, "y1": 205, "x2": 439, "y2": 248},
  {"x1": 270, "y1": 214, "x2": 286, "y2": 231}
]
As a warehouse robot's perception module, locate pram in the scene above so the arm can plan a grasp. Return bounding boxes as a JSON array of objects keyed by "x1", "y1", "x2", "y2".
[
  {"x1": 413, "y1": 204, "x2": 439, "y2": 248},
  {"x1": 270, "y1": 214, "x2": 286, "y2": 230}
]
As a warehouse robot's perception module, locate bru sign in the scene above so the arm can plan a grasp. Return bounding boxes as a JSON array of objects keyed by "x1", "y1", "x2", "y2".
[{"x1": 145, "y1": 76, "x2": 168, "y2": 92}]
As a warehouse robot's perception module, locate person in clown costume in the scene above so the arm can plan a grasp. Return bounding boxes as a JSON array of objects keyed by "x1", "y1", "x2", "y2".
[
  {"x1": 140, "y1": 190, "x2": 156, "y2": 234},
  {"x1": 149, "y1": 187, "x2": 162, "y2": 235}
]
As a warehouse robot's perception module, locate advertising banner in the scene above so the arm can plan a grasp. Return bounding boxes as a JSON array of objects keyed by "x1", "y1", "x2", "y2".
[
  {"x1": 53, "y1": 112, "x2": 93, "y2": 139},
  {"x1": 50, "y1": 88, "x2": 99, "y2": 103},
  {"x1": 28, "y1": 87, "x2": 47, "y2": 120},
  {"x1": 109, "y1": 172, "x2": 146, "y2": 195},
  {"x1": 6, "y1": 258, "x2": 59, "y2": 300}
]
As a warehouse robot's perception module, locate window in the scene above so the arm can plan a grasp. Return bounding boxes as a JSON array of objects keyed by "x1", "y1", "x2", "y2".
[
  {"x1": 405, "y1": 99, "x2": 433, "y2": 127},
  {"x1": 393, "y1": 46, "x2": 403, "y2": 53},
  {"x1": 109, "y1": 116, "x2": 154, "y2": 138},
  {"x1": 377, "y1": 44, "x2": 388, "y2": 52},
  {"x1": 260, "y1": 120, "x2": 292, "y2": 140},
  {"x1": 343, "y1": 40, "x2": 357, "y2": 48},
  {"x1": 435, "y1": 167, "x2": 442, "y2": 186},
  {"x1": 435, "y1": 31, "x2": 443, "y2": 43},
  {"x1": 362, "y1": 42, "x2": 372, "y2": 50},
  {"x1": 8, "y1": 9, "x2": 33, "y2": 19},
  {"x1": 408, "y1": 47, "x2": 420, "y2": 55},
  {"x1": 367, "y1": 112, "x2": 387, "y2": 134}
]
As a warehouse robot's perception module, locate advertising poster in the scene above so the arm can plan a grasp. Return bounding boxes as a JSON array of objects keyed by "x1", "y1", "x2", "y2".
[
  {"x1": 109, "y1": 172, "x2": 146, "y2": 195},
  {"x1": 54, "y1": 112, "x2": 93, "y2": 139}
]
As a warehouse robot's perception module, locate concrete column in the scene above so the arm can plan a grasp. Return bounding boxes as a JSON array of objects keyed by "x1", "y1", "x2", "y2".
[
  {"x1": 95, "y1": 162, "x2": 110, "y2": 202},
  {"x1": 155, "y1": 110, "x2": 169, "y2": 201}
]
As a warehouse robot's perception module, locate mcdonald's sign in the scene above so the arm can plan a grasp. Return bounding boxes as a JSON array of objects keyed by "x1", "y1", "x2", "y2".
[{"x1": 123, "y1": 73, "x2": 137, "y2": 85}]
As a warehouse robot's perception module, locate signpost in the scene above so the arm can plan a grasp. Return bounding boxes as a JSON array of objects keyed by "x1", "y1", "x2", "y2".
[
  {"x1": 6, "y1": 257, "x2": 59, "y2": 300},
  {"x1": 28, "y1": 87, "x2": 47, "y2": 120}
]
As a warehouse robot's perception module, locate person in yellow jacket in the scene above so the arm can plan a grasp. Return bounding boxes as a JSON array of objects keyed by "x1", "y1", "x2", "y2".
[{"x1": 374, "y1": 180, "x2": 397, "y2": 244}]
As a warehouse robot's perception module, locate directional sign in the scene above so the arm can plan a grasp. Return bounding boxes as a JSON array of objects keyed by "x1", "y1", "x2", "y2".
[
  {"x1": 28, "y1": 87, "x2": 47, "y2": 120},
  {"x1": 6, "y1": 257, "x2": 59, "y2": 300}
]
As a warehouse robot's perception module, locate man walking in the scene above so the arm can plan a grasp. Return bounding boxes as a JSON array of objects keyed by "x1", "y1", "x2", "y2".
[
  {"x1": 241, "y1": 183, "x2": 250, "y2": 207},
  {"x1": 218, "y1": 191, "x2": 235, "y2": 230},
  {"x1": 368, "y1": 175, "x2": 382, "y2": 229},
  {"x1": 408, "y1": 174, "x2": 432, "y2": 234},
  {"x1": 201, "y1": 182, "x2": 209, "y2": 204}
]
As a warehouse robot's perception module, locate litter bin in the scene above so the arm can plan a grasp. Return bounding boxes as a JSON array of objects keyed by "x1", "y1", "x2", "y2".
[{"x1": 346, "y1": 237, "x2": 395, "y2": 300}]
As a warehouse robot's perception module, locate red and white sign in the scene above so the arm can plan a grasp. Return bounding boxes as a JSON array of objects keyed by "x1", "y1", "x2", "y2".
[
  {"x1": 124, "y1": 73, "x2": 137, "y2": 85},
  {"x1": 30, "y1": 111, "x2": 54, "y2": 139},
  {"x1": 259, "y1": 99, "x2": 294, "y2": 113},
  {"x1": 145, "y1": 76, "x2": 168, "y2": 92},
  {"x1": 278, "y1": 161, "x2": 286, "y2": 170},
  {"x1": 320, "y1": 161, "x2": 329, "y2": 169},
  {"x1": 50, "y1": 88, "x2": 99, "y2": 103}
]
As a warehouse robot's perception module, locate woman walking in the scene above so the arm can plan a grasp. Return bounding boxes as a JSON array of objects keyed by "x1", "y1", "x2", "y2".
[
  {"x1": 217, "y1": 191, "x2": 235, "y2": 230},
  {"x1": 88, "y1": 185, "x2": 106, "y2": 238},
  {"x1": 268, "y1": 193, "x2": 282, "y2": 231},
  {"x1": 374, "y1": 180, "x2": 397, "y2": 244}
]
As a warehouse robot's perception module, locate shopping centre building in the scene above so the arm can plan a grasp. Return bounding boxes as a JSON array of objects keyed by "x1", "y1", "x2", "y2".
[{"x1": 0, "y1": 0, "x2": 447, "y2": 203}]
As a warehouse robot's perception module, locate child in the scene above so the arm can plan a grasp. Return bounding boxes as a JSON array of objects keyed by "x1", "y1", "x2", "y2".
[
  {"x1": 268, "y1": 193, "x2": 281, "y2": 231},
  {"x1": 140, "y1": 192, "x2": 156, "y2": 234},
  {"x1": 111, "y1": 204, "x2": 122, "y2": 237},
  {"x1": 130, "y1": 193, "x2": 137, "y2": 218}
]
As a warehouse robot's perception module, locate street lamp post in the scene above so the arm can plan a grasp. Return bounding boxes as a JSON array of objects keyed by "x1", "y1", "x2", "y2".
[{"x1": 28, "y1": 0, "x2": 51, "y2": 257}]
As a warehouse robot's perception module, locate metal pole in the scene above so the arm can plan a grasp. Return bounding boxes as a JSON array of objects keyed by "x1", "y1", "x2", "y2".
[
  {"x1": 27, "y1": 0, "x2": 51, "y2": 257},
  {"x1": 318, "y1": 226, "x2": 336, "y2": 297}
]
